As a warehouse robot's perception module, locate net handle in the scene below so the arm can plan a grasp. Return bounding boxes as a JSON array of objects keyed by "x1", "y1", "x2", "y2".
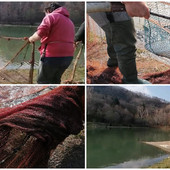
[{"x1": 150, "y1": 11, "x2": 170, "y2": 20}]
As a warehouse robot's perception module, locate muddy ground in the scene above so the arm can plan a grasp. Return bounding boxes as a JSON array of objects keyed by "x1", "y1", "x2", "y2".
[{"x1": 87, "y1": 33, "x2": 170, "y2": 84}]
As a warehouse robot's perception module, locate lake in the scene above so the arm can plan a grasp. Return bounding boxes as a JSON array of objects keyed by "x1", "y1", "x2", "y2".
[
  {"x1": 87, "y1": 125, "x2": 170, "y2": 168},
  {"x1": 0, "y1": 25, "x2": 39, "y2": 69}
]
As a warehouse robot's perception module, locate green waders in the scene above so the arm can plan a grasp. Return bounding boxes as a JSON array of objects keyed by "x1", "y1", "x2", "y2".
[
  {"x1": 103, "y1": 19, "x2": 150, "y2": 84},
  {"x1": 102, "y1": 24, "x2": 118, "y2": 67}
]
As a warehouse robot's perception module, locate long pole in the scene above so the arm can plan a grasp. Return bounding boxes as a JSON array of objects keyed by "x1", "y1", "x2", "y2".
[{"x1": 29, "y1": 42, "x2": 35, "y2": 84}]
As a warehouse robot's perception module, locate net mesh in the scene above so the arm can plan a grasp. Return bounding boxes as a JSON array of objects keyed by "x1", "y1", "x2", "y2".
[
  {"x1": 87, "y1": 15, "x2": 108, "y2": 66},
  {"x1": 144, "y1": 2, "x2": 170, "y2": 58},
  {"x1": 0, "y1": 38, "x2": 38, "y2": 84}
]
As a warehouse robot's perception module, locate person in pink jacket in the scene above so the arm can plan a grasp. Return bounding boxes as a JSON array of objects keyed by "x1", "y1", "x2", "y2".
[{"x1": 29, "y1": 3, "x2": 75, "y2": 84}]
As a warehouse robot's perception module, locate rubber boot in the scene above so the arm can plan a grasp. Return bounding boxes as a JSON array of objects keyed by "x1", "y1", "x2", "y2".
[
  {"x1": 102, "y1": 24, "x2": 118, "y2": 67},
  {"x1": 110, "y1": 19, "x2": 140, "y2": 83}
]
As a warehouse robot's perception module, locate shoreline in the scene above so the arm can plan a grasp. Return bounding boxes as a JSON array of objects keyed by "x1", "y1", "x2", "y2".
[
  {"x1": 87, "y1": 122, "x2": 170, "y2": 129},
  {"x1": 87, "y1": 122, "x2": 170, "y2": 168}
]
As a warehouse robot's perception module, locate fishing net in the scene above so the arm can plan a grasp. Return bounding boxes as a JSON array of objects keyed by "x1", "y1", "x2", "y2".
[
  {"x1": 0, "y1": 86, "x2": 84, "y2": 168},
  {"x1": 144, "y1": 2, "x2": 170, "y2": 58},
  {"x1": 0, "y1": 36, "x2": 39, "y2": 84},
  {"x1": 0, "y1": 86, "x2": 48, "y2": 108},
  {"x1": 87, "y1": 15, "x2": 106, "y2": 58},
  {"x1": 87, "y1": 15, "x2": 108, "y2": 67},
  {"x1": 0, "y1": 29, "x2": 85, "y2": 84}
]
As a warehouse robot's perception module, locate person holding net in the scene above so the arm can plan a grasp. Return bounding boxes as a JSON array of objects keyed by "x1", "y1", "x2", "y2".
[
  {"x1": 88, "y1": 2, "x2": 151, "y2": 84},
  {"x1": 28, "y1": 3, "x2": 75, "y2": 84}
]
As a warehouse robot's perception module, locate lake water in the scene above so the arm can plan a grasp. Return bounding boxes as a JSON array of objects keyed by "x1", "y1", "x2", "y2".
[
  {"x1": 87, "y1": 126, "x2": 170, "y2": 168},
  {"x1": 0, "y1": 25, "x2": 40, "y2": 69}
]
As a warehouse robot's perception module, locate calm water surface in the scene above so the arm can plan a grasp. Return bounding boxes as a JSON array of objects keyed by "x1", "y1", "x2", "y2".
[{"x1": 87, "y1": 126, "x2": 170, "y2": 168}]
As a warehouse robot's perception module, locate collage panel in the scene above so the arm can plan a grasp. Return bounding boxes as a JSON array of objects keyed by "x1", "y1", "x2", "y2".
[
  {"x1": 1, "y1": 0, "x2": 170, "y2": 169},
  {"x1": 87, "y1": 2, "x2": 170, "y2": 84},
  {"x1": 0, "y1": 1, "x2": 85, "y2": 84},
  {"x1": 86, "y1": 2, "x2": 170, "y2": 168},
  {"x1": 0, "y1": 85, "x2": 85, "y2": 168},
  {"x1": 87, "y1": 85, "x2": 170, "y2": 168},
  {"x1": 0, "y1": 1, "x2": 85, "y2": 168}
]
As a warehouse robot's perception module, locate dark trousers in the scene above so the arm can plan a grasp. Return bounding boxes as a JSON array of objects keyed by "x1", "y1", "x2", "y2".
[
  {"x1": 37, "y1": 57, "x2": 73, "y2": 84},
  {"x1": 102, "y1": 20, "x2": 137, "y2": 83}
]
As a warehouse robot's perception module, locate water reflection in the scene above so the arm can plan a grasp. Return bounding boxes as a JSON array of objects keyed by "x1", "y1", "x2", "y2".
[
  {"x1": 87, "y1": 126, "x2": 170, "y2": 168},
  {"x1": 108, "y1": 155, "x2": 169, "y2": 168}
]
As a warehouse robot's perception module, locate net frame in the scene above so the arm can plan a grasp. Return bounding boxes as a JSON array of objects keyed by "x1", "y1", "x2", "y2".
[{"x1": 144, "y1": 2, "x2": 170, "y2": 58}]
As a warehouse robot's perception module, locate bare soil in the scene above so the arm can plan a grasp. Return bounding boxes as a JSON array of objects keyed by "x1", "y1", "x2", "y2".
[{"x1": 87, "y1": 40, "x2": 170, "y2": 84}]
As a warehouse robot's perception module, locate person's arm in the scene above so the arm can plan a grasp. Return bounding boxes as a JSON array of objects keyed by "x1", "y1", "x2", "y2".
[
  {"x1": 29, "y1": 32, "x2": 41, "y2": 43},
  {"x1": 123, "y1": 2, "x2": 150, "y2": 19},
  {"x1": 75, "y1": 22, "x2": 85, "y2": 44}
]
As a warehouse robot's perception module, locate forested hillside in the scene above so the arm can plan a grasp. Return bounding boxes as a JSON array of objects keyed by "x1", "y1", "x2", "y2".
[{"x1": 87, "y1": 86, "x2": 170, "y2": 127}]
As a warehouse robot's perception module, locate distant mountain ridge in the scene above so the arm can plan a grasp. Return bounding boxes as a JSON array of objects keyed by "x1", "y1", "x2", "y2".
[
  {"x1": 87, "y1": 86, "x2": 170, "y2": 127},
  {"x1": 92, "y1": 86, "x2": 168, "y2": 107}
]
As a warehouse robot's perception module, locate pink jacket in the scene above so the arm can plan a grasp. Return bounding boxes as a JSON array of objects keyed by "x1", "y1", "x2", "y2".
[{"x1": 37, "y1": 7, "x2": 75, "y2": 57}]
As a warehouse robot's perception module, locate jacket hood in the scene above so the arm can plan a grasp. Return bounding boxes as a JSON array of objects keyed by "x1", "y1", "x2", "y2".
[{"x1": 53, "y1": 7, "x2": 70, "y2": 17}]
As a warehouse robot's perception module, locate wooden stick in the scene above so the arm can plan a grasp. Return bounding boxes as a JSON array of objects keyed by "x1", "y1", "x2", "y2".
[
  {"x1": 29, "y1": 42, "x2": 35, "y2": 84},
  {"x1": 69, "y1": 43, "x2": 83, "y2": 83},
  {"x1": 0, "y1": 36, "x2": 26, "y2": 41}
]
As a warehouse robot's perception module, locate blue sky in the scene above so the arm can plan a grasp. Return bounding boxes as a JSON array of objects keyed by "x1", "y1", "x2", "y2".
[{"x1": 123, "y1": 85, "x2": 170, "y2": 102}]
